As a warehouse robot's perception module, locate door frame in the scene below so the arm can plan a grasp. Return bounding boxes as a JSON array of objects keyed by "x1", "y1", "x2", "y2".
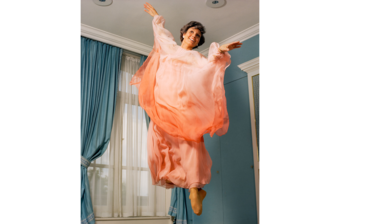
[{"x1": 238, "y1": 57, "x2": 259, "y2": 223}]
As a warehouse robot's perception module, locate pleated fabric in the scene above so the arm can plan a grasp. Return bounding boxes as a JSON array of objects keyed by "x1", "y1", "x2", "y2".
[
  {"x1": 130, "y1": 15, "x2": 231, "y2": 189},
  {"x1": 168, "y1": 188, "x2": 189, "y2": 224},
  {"x1": 81, "y1": 36, "x2": 122, "y2": 224}
]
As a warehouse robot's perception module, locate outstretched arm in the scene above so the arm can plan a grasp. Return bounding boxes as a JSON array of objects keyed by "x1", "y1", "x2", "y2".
[
  {"x1": 143, "y1": 2, "x2": 178, "y2": 55},
  {"x1": 144, "y1": 2, "x2": 159, "y2": 17},
  {"x1": 218, "y1": 41, "x2": 243, "y2": 54}
]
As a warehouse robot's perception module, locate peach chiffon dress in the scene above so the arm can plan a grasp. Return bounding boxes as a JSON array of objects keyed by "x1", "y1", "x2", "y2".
[{"x1": 130, "y1": 15, "x2": 231, "y2": 189}]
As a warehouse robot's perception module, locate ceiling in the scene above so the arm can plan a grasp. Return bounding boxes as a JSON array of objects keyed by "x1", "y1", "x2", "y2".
[{"x1": 81, "y1": 0, "x2": 259, "y2": 54}]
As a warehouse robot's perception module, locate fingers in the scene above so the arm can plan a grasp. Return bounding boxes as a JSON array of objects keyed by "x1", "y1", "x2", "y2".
[
  {"x1": 144, "y1": 2, "x2": 154, "y2": 11},
  {"x1": 230, "y1": 41, "x2": 242, "y2": 49},
  {"x1": 144, "y1": 2, "x2": 157, "y2": 16},
  {"x1": 144, "y1": 3, "x2": 155, "y2": 16},
  {"x1": 225, "y1": 41, "x2": 242, "y2": 48},
  {"x1": 144, "y1": 8, "x2": 152, "y2": 16},
  {"x1": 224, "y1": 41, "x2": 242, "y2": 52},
  {"x1": 221, "y1": 41, "x2": 242, "y2": 52},
  {"x1": 232, "y1": 41, "x2": 242, "y2": 45},
  {"x1": 232, "y1": 42, "x2": 242, "y2": 46},
  {"x1": 143, "y1": 4, "x2": 149, "y2": 11}
]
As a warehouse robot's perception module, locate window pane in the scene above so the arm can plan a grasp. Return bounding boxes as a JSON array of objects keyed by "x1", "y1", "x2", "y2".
[
  {"x1": 121, "y1": 171, "x2": 126, "y2": 206},
  {"x1": 140, "y1": 171, "x2": 148, "y2": 197},
  {"x1": 88, "y1": 167, "x2": 109, "y2": 206},
  {"x1": 93, "y1": 144, "x2": 110, "y2": 165},
  {"x1": 122, "y1": 104, "x2": 149, "y2": 168}
]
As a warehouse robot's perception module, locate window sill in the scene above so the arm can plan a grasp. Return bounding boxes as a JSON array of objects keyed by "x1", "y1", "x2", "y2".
[{"x1": 95, "y1": 216, "x2": 170, "y2": 221}]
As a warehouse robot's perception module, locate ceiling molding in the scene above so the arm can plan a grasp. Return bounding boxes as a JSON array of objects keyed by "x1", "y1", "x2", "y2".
[
  {"x1": 238, "y1": 57, "x2": 259, "y2": 76},
  {"x1": 200, "y1": 23, "x2": 259, "y2": 57},
  {"x1": 81, "y1": 22, "x2": 259, "y2": 58},
  {"x1": 81, "y1": 24, "x2": 153, "y2": 56}
]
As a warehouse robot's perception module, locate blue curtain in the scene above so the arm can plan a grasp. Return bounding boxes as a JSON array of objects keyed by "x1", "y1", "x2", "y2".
[
  {"x1": 252, "y1": 75, "x2": 259, "y2": 156},
  {"x1": 169, "y1": 188, "x2": 189, "y2": 224},
  {"x1": 81, "y1": 37, "x2": 123, "y2": 224}
]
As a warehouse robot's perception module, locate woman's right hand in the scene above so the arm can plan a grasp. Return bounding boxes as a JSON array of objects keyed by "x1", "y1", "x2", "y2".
[{"x1": 144, "y1": 2, "x2": 159, "y2": 17}]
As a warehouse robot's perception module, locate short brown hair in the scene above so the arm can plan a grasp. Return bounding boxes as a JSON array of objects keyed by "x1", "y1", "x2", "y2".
[{"x1": 180, "y1": 21, "x2": 206, "y2": 49}]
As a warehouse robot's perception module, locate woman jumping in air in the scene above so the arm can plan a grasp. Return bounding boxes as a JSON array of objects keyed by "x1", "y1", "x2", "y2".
[{"x1": 130, "y1": 2, "x2": 242, "y2": 216}]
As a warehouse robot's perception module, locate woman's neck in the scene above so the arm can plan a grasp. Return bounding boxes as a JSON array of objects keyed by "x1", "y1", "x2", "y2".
[{"x1": 180, "y1": 42, "x2": 193, "y2": 51}]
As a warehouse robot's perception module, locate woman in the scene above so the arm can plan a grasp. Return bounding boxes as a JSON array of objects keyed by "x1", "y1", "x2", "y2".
[{"x1": 130, "y1": 2, "x2": 242, "y2": 216}]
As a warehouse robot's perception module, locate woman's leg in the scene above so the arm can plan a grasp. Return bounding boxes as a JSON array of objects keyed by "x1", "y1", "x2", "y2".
[{"x1": 189, "y1": 187, "x2": 207, "y2": 216}]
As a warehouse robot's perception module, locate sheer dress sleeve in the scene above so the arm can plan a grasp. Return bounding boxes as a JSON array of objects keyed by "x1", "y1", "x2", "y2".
[
  {"x1": 206, "y1": 42, "x2": 231, "y2": 136},
  {"x1": 152, "y1": 15, "x2": 178, "y2": 56},
  {"x1": 129, "y1": 15, "x2": 177, "y2": 87}
]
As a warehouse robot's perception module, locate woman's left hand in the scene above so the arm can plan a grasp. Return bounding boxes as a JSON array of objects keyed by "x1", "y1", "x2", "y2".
[{"x1": 219, "y1": 41, "x2": 243, "y2": 53}]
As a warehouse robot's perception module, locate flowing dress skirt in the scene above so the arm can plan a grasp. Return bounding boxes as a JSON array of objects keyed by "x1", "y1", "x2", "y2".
[{"x1": 148, "y1": 120, "x2": 212, "y2": 189}]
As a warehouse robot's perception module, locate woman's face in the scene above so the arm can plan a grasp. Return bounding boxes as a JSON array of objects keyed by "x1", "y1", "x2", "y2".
[{"x1": 183, "y1": 27, "x2": 201, "y2": 49}]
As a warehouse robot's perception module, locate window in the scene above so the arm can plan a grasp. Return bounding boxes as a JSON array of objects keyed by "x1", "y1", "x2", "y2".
[{"x1": 88, "y1": 54, "x2": 166, "y2": 218}]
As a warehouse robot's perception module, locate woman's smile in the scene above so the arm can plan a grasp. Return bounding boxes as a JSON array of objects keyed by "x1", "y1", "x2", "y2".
[{"x1": 185, "y1": 28, "x2": 201, "y2": 47}]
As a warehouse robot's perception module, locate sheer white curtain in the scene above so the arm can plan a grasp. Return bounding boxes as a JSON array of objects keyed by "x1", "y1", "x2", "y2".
[{"x1": 88, "y1": 54, "x2": 166, "y2": 218}]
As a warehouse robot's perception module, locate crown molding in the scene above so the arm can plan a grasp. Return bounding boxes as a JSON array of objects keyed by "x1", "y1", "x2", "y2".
[
  {"x1": 200, "y1": 23, "x2": 259, "y2": 57},
  {"x1": 238, "y1": 57, "x2": 259, "y2": 76},
  {"x1": 81, "y1": 23, "x2": 153, "y2": 56},
  {"x1": 81, "y1": 22, "x2": 258, "y2": 58}
]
